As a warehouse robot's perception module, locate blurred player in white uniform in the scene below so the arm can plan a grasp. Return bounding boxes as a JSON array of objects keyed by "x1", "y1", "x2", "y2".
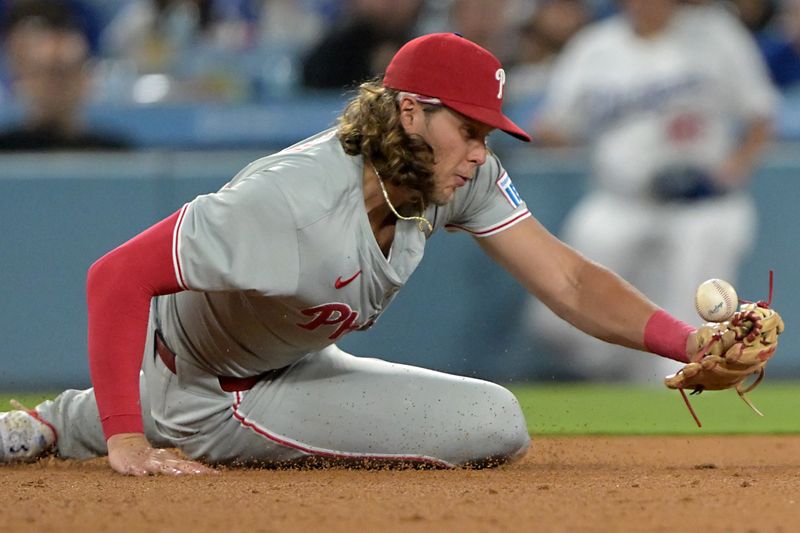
[
  {"x1": 2, "y1": 33, "x2": 710, "y2": 475},
  {"x1": 527, "y1": 0, "x2": 779, "y2": 383}
]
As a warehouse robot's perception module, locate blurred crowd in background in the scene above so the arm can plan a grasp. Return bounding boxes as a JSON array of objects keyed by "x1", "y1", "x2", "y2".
[{"x1": 0, "y1": 0, "x2": 798, "y2": 113}]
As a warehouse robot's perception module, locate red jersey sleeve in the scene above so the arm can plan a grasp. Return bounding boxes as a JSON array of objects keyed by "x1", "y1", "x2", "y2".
[{"x1": 87, "y1": 207, "x2": 187, "y2": 439}]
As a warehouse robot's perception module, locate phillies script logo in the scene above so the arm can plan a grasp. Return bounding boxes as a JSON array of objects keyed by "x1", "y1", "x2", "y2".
[{"x1": 297, "y1": 303, "x2": 367, "y2": 340}]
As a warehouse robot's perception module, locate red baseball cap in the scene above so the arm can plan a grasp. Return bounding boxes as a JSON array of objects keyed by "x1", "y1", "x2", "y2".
[{"x1": 384, "y1": 33, "x2": 530, "y2": 142}]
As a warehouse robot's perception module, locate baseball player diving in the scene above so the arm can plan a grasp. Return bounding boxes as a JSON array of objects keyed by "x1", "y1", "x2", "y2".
[{"x1": 0, "y1": 33, "x2": 783, "y2": 474}]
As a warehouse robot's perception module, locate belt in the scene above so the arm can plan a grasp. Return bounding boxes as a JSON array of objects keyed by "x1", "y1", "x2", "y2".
[{"x1": 155, "y1": 332, "x2": 262, "y2": 392}]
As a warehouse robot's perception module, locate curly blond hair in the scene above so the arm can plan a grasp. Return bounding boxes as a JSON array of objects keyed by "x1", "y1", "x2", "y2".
[{"x1": 337, "y1": 80, "x2": 439, "y2": 198}]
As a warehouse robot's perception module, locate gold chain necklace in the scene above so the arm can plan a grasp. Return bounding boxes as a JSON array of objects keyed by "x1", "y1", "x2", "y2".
[{"x1": 371, "y1": 163, "x2": 433, "y2": 234}]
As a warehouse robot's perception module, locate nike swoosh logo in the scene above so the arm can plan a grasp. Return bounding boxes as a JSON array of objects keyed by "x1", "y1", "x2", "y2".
[{"x1": 334, "y1": 270, "x2": 362, "y2": 289}]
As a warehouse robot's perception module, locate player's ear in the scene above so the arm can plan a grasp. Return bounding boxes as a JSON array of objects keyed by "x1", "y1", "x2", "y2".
[{"x1": 398, "y1": 95, "x2": 418, "y2": 130}]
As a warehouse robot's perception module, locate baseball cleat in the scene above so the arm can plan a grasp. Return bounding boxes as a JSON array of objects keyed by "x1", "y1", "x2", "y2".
[{"x1": 0, "y1": 401, "x2": 56, "y2": 462}]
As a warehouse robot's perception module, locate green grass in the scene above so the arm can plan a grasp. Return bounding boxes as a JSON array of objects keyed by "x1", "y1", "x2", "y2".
[
  {"x1": 0, "y1": 393, "x2": 58, "y2": 412},
  {"x1": 509, "y1": 382, "x2": 800, "y2": 435},
  {"x1": 3, "y1": 382, "x2": 799, "y2": 435}
]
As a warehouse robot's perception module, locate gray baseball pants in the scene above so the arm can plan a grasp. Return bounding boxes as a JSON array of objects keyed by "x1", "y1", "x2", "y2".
[{"x1": 36, "y1": 329, "x2": 530, "y2": 466}]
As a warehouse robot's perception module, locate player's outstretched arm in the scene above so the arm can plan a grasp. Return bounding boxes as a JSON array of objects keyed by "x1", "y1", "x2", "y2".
[
  {"x1": 107, "y1": 433, "x2": 216, "y2": 476},
  {"x1": 478, "y1": 216, "x2": 660, "y2": 350}
]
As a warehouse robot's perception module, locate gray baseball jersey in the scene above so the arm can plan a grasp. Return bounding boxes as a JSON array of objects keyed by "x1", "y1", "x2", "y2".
[
  {"x1": 36, "y1": 128, "x2": 532, "y2": 466},
  {"x1": 155, "y1": 128, "x2": 530, "y2": 378}
]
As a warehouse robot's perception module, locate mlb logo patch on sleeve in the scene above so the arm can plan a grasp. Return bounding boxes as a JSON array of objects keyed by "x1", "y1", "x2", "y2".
[{"x1": 496, "y1": 172, "x2": 522, "y2": 208}]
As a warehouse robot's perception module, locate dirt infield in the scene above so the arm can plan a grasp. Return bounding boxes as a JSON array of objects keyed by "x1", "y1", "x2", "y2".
[{"x1": 3, "y1": 435, "x2": 798, "y2": 532}]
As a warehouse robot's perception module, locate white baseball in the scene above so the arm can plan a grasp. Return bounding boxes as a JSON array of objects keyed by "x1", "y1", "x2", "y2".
[{"x1": 695, "y1": 279, "x2": 738, "y2": 322}]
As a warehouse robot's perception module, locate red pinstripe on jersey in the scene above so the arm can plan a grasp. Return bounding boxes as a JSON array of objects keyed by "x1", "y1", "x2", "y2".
[
  {"x1": 231, "y1": 391, "x2": 455, "y2": 468},
  {"x1": 444, "y1": 210, "x2": 531, "y2": 238},
  {"x1": 172, "y1": 204, "x2": 189, "y2": 290}
]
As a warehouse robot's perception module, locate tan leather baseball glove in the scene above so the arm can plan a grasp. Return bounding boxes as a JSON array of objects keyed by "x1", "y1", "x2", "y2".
[{"x1": 665, "y1": 302, "x2": 784, "y2": 426}]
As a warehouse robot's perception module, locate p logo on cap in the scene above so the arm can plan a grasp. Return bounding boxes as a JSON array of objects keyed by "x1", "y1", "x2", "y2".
[{"x1": 384, "y1": 33, "x2": 530, "y2": 142}]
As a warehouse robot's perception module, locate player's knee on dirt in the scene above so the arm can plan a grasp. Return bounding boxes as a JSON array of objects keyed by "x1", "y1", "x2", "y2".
[{"x1": 450, "y1": 382, "x2": 530, "y2": 466}]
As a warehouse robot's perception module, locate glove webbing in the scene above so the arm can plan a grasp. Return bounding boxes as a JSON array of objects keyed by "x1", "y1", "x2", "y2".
[
  {"x1": 676, "y1": 271, "x2": 774, "y2": 427},
  {"x1": 677, "y1": 367, "x2": 766, "y2": 428}
]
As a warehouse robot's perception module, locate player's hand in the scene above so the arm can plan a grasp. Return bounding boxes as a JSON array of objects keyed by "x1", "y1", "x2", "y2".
[{"x1": 107, "y1": 432, "x2": 217, "y2": 476}]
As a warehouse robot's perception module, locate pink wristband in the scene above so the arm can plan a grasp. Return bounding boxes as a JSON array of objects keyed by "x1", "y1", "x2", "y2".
[{"x1": 643, "y1": 310, "x2": 694, "y2": 363}]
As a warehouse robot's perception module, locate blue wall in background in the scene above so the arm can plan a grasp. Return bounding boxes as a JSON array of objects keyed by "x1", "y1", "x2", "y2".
[{"x1": 1, "y1": 145, "x2": 798, "y2": 391}]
